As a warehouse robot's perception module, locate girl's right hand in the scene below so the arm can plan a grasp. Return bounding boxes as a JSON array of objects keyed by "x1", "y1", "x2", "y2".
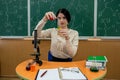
[{"x1": 43, "y1": 12, "x2": 56, "y2": 21}]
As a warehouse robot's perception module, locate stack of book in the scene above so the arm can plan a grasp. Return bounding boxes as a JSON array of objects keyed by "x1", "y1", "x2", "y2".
[{"x1": 86, "y1": 56, "x2": 108, "y2": 70}]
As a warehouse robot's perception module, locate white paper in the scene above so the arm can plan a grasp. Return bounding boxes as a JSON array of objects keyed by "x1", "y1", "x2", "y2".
[
  {"x1": 59, "y1": 67, "x2": 87, "y2": 80},
  {"x1": 36, "y1": 68, "x2": 60, "y2": 80},
  {"x1": 35, "y1": 67, "x2": 87, "y2": 80}
]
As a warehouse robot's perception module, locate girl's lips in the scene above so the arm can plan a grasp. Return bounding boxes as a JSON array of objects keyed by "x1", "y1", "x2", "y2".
[{"x1": 60, "y1": 23, "x2": 64, "y2": 25}]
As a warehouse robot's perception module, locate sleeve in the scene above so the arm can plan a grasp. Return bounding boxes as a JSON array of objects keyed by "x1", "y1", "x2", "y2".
[
  {"x1": 64, "y1": 31, "x2": 79, "y2": 57},
  {"x1": 32, "y1": 19, "x2": 53, "y2": 38},
  {"x1": 39, "y1": 28, "x2": 53, "y2": 38},
  {"x1": 32, "y1": 19, "x2": 46, "y2": 37}
]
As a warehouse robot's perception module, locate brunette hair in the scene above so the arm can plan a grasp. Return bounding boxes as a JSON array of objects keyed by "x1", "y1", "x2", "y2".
[{"x1": 56, "y1": 8, "x2": 71, "y2": 23}]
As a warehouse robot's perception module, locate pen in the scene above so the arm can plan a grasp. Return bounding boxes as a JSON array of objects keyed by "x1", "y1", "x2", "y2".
[{"x1": 40, "y1": 70, "x2": 47, "y2": 77}]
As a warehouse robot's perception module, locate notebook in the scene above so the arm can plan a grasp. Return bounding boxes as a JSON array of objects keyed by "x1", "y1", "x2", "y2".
[
  {"x1": 59, "y1": 67, "x2": 87, "y2": 80},
  {"x1": 35, "y1": 68, "x2": 60, "y2": 80},
  {"x1": 87, "y1": 56, "x2": 108, "y2": 62},
  {"x1": 35, "y1": 67, "x2": 87, "y2": 80}
]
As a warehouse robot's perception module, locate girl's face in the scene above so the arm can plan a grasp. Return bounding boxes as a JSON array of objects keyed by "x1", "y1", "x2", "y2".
[{"x1": 57, "y1": 13, "x2": 68, "y2": 29}]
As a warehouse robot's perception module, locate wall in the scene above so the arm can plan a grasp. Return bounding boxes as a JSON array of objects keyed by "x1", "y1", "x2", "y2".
[{"x1": 0, "y1": 39, "x2": 120, "y2": 79}]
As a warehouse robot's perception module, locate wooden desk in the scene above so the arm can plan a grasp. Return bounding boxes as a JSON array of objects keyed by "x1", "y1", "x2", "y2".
[{"x1": 16, "y1": 59, "x2": 107, "y2": 80}]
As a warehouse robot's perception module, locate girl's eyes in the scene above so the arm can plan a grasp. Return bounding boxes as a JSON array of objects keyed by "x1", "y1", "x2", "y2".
[
  {"x1": 57, "y1": 17, "x2": 60, "y2": 19},
  {"x1": 57, "y1": 17, "x2": 66, "y2": 20},
  {"x1": 63, "y1": 17, "x2": 66, "y2": 19}
]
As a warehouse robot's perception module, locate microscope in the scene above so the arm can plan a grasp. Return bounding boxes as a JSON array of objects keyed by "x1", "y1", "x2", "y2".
[
  {"x1": 32, "y1": 30, "x2": 42, "y2": 65},
  {"x1": 26, "y1": 30, "x2": 42, "y2": 71}
]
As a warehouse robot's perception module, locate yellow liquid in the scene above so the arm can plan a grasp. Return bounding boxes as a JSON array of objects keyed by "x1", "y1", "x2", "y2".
[
  {"x1": 57, "y1": 26, "x2": 61, "y2": 30},
  {"x1": 57, "y1": 26, "x2": 63, "y2": 37}
]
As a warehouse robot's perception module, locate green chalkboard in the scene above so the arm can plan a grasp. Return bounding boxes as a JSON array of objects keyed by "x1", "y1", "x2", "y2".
[
  {"x1": 0, "y1": 0, "x2": 94, "y2": 36},
  {"x1": 0, "y1": 0, "x2": 120, "y2": 37},
  {"x1": 30, "y1": 0, "x2": 94, "y2": 36},
  {"x1": 97, "y1": 0, "x2": 120, "y2": 36},
  {"x1": 0, "y1": 0, "x2": 27, "y2": 36}
]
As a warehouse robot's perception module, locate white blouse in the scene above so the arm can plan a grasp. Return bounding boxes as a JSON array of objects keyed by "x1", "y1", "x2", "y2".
[{"x1": 34, "y1": 19, "x2": 79, "y2": 58}]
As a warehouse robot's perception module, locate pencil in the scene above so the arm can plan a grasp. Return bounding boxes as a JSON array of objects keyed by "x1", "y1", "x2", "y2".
[{"x1": 40, "y1": 70, "x2": 47, "y2": 77}]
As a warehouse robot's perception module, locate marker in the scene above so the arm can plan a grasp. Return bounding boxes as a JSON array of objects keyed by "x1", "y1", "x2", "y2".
[{"x1": 40, "y1": 70, "x2": 47, "y2": 77}]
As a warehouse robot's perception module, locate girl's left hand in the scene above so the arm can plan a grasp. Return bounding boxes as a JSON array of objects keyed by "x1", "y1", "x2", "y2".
[{"x1": 58, "y1": 29, "x2": 70, "y2": 40}]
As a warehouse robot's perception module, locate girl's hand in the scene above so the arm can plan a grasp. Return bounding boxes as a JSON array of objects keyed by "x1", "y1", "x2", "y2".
[
  {"x1": 43, "y1": 12, "x2": 56, "y2": 21},
  {"x1": 58, "y1": 29, "x2": 70, "y2": 40}
]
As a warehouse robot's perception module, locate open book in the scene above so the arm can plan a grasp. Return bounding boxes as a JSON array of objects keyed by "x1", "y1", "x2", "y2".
[
  {"x1": 59, "y1": 67, "x2": 87, "y2": 80},
  {"x1": 35, "y1": 67, "x2": 87, "y2": 80}
]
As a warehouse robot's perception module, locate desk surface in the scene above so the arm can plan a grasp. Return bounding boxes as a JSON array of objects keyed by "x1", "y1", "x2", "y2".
[{"x1": 16, "y1": 59, "x2": 107, "y2": 80}]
